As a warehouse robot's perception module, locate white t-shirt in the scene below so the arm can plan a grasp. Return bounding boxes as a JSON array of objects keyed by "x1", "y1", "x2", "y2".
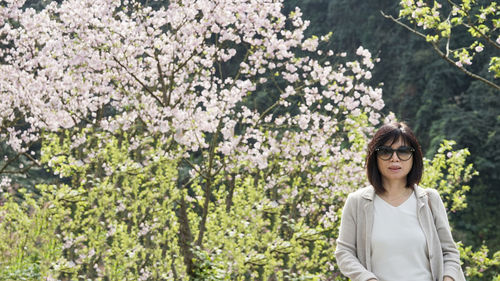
[{"x1": 371, "y1": 191, "x2": 433, "y2": 281}]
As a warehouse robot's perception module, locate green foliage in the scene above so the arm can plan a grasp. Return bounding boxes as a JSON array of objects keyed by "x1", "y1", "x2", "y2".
[
  {"x1": 421, "y1": 140, "x2": 500, "y2": 280},
  {"x1": 0, "y1": 111, "x2": 372, "y2": 279},
  {"x1": 1, "y1": 130, "x2": 495, "y2": 280},
  {"x1": 458, "y1": 242, "x2": 500, "y2": 280},
  {"x1": 0, "y1": 187, "x2": 61, "y2": 280},
  {"x1": 191, "y1": 246, "x2": 229, "y2": 281},
  {"x1": 37, "y1": 129, "x2": 183, "y2": 280},
  {"x1": 421, "y1": 140, "x2": 477, "y2": 212},
  {"x1": 0, "y1": 263, "x2": 40, "y2": 281}
]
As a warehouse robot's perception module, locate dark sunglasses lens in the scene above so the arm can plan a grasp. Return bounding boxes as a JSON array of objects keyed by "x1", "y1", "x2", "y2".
[
  {"x1": 377, "y1": 148, "x2": 393, "y2": 159},
  {"x1": 397, "y1": 148, "x2": 413, "y2": 160}
]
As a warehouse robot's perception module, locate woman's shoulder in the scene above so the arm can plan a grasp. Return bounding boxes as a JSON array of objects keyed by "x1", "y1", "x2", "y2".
[
  {"x1": 414, "y1": 185, "x2": 439, "y2": 197},
  {"x1": 347, "y1": 185, "x2": 375, "y2": 200},
  {"x1": 414, "y1": 185, "x2": 443, "y2": 205},
  {"x1": 341, "y1": 186, "x2": 373, "y2": 215}
]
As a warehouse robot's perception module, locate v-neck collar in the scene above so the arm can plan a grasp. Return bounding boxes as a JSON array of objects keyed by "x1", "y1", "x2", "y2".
[{"x1": 375, "y1": 190, "x2": 414, "y2": 208}]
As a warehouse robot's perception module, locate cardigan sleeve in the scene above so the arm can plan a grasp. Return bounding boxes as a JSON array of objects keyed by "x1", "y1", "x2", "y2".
[
  {"x1": 335, "y1": 193, "x2": 378, "y2": 281},
  {"x1": 428, "y1": 189, "x2": 466, "y2": 281}
]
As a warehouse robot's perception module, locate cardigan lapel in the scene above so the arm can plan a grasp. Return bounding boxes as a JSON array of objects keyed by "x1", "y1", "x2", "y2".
[
  {"x1": 361, "y1": 186, "x2": 375, "y2": 270},
  {"x1": 414, "y1": 185, "x2": 427, "y2": 212},
  {"x1": 414, "y1": 185, "x2": 438, "y2": 281}
]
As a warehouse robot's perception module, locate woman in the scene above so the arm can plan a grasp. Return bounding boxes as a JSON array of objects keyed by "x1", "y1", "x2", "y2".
[{"x1": 335, "y1": 122, "x2": 465, "y2": 281}]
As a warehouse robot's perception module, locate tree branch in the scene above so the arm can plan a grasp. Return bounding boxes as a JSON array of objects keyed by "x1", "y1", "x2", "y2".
[
  {"x1": 225, "y1": 173, "x2": 235, "y2": 213},
  {"x1": 195, "y1": 118, "x2": 224, "y2": 247},
  {"x1": 177, "y1": 196, "x2": 194, "y2": 277},
  {"x1": 154, "y1": 50, "x2": 169, "y2": 106},
  {"x1": 0, "y1": 152, "x2": 22, "y2": 174},
  {"x1": 446, "y1": 0, "x2": 500, "y2": 50},
  {"x1": 381, "y1": 11, "x2": 500, "y2": 91},
  {"x1": 112, "y1": 56, "x2": 166, "y2": 107},
  {"x1": 429, "y1": 41, "x2": 500, "y2": 90}
]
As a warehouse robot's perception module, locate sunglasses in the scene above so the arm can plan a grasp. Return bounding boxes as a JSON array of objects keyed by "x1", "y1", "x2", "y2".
[{"x1": 375, "y1": 146, "x2": 415, "y2": 161}]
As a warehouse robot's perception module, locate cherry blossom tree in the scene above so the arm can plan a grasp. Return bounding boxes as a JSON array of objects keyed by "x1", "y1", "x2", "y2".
[{"x1": 1, "y1": 0, "x2": 384, "y2": 278}]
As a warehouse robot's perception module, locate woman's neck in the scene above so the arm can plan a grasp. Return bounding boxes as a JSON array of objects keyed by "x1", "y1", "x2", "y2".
[
  {"x1": 381, "y1": 178, "x2": 408, "y2": 195},
  {"x1": 378, "y1": 179, "x2": 413, "y2": 206}
]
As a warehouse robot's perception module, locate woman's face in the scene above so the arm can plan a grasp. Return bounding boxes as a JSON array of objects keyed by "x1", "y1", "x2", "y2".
[{"x1": 376, "y1": 137, "x2": 413, "y2": 184}]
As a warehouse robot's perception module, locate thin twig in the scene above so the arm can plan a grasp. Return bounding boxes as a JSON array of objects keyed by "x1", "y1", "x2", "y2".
[{"x1": 0, "y1": 152, "x2": 22, "y2": 174}]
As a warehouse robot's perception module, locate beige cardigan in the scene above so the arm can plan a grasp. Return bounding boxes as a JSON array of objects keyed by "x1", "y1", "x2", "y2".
[{"x1": 335, "y1": 185, "x2": 466, "y2": 281}]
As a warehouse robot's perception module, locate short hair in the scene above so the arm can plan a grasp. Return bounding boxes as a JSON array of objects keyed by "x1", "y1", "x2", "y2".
[{"x1": 366, "y1": 122, "x2": 423, "y2": 193}]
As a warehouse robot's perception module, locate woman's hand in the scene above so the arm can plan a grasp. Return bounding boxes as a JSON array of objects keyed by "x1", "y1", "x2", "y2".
[{"x1": 443, "y1": 276, "x2": 454, "y2": 281}]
